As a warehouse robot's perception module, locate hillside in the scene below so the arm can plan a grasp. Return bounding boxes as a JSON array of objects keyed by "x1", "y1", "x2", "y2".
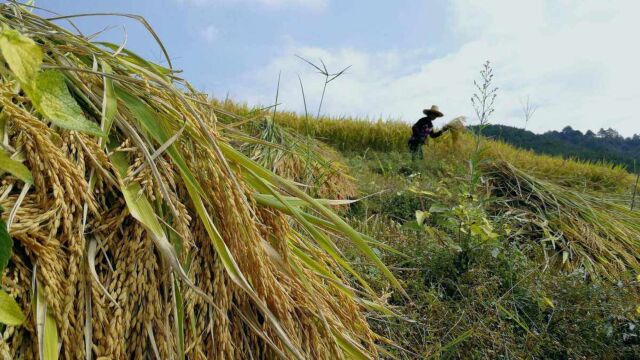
[
  {"x1": 214, "y1": 99, "x2": 640, "y2": 358},
  {"x1": 474, "y1": 124, "x2": 640, "y2": 171}
]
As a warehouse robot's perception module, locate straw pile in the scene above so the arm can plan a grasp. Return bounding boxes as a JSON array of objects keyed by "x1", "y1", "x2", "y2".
[
  {"x1": 485, "y1": 160, "x2": 640, "y2": 278},
  {"x1": 0, "y1": 4, "x2": 400, "y2": 358}
]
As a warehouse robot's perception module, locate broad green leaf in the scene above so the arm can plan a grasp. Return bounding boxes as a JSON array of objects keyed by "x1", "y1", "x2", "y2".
[
  {"x1": 253, "y1": 194, "x2": 356, "y2": 208},
  {"x1": 43, "y1": 308, "x2": 58, "y2": 360},
  {"x1": 0, "y1": 149, "x2": 33, "y2": 184},
  {"x1": 0, "y1": 218, "x2": 13, "y2": 279},
  {"x1": 0, "y1": 289, "x2": 25, "y2": 326},
  {"x1": 0, "y1": 29, "x2": 42, "y2": 85},
  {"x1": 26, "y1": 70, "x2": 105, "y2": 137}
]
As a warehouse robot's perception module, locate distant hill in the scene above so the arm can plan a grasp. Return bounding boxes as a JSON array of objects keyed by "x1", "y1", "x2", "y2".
[{"x1": 471, "y1": 124, "x2": 640, "y2": 171}]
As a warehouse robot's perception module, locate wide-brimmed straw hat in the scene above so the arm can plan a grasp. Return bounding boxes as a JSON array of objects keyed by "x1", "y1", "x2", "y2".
[{"x1": 423, "y1": 105, "x2": 444, "y2": 117}]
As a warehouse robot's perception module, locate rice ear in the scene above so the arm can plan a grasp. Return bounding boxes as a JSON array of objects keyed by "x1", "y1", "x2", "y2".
[{"x1": 0, "y1": 5, "x2": 390, "y2": 358}]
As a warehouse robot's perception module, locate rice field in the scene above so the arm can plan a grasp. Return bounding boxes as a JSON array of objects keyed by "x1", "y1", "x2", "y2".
[{"x1": 213, "y1": 99, "x2": 636, "y2": 193}]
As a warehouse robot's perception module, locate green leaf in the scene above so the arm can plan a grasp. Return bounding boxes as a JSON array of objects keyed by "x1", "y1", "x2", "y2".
[
  {"x1": 100, "y1": 60, "x2": 117, "y2": 136},
  {"x1": 415, "y1": 210, "x2": 430, "y2": 226},
  {"x1": 0, "y1": 149, "x2": 33, "y2": 184},
  {"x1": 36, "y1": 280, "x2": 58, "y2": 360},
  {"x1": 0, "y1": 218, "x2": 13, "y2": 279},
  {"x1": 429, "y1": 204, "x2": 449, "y2": 213},
  {"x1": 173, "y1": 278, "x2": 185, "y2": 360},
  {"x1": 0, "y1": 29, "x2": 43, "y2": 85},
  {"x1": 43, "y1": 309, "x2": 58, "y2": 360},
  {"x1": 96, "y1": 42, "x2": 172, "y2": 78},
  {"x1": 438, "y1": 328, "x2": 473, "y2": 356},
  {"x1": 0, "y1": 289, "x2": 25, "y2": 326},
  {"x1": 25, "y1": 70, "x2": 105, "y2": 137},
  {"x1": 114, "y1": 86, "x2": 204, "y2": 196}
]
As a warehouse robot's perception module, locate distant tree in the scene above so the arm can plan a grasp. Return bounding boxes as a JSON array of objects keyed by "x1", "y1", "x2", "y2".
[
  {"x1": 469, "y1": 124, "x2": 640, "y2": 170},
  {"x1": 598, "y1": 128, "x2": 622, "y2": 139}
]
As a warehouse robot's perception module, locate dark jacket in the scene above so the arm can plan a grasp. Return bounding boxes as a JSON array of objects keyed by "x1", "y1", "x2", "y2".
[{"x1": 409, "y1": 117, "x2": 443, "y2": 143}]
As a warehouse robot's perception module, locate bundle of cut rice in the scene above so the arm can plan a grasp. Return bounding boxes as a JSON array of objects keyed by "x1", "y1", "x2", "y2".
[
  {"x1": 443, "y1": 116, "x2": 467, "y2": 145},
  {"x1": 0, "y1": 4, "x2": 400, "y2": 359}
]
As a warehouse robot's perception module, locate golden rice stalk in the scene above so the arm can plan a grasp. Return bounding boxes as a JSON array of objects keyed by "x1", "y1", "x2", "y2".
[
  {"x1": 242, "y1": 116, "x2": 357, "y2": 202},
  {"x1": 485, "y1": 160, "x2": 640, "y2": 278},
  {"x1": 443, "y1": 116, "x2": 467, "y2": 146},
  {"x1": 0, "y1": 4, "x2": 400, "y2": 359}
]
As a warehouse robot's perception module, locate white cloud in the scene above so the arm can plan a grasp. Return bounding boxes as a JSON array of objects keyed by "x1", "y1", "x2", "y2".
[
  {"x1": 176, "y1": 0, "x2": 327, "y2": 10},
  {"x1": 200, "y1": 24, "x2": 219, "y2": 43},
  {"x1": 231, "y1": 0, "x2": 640, "y2": 136}
]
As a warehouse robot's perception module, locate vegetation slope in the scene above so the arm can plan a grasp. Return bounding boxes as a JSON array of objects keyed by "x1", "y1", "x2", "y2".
[{"x1": 216, "y1": 99, "x2": 640, "y2": 359}]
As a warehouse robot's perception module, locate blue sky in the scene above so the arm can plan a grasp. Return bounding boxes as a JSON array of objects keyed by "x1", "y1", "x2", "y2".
[{"x1": 37, "y1": 0, "x2": 638, "y2": 136}]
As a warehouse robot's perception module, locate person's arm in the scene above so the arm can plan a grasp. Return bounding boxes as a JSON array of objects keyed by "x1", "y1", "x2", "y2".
[{"x1": 429, "y1": 128, "x2": 445, "y2": 138}]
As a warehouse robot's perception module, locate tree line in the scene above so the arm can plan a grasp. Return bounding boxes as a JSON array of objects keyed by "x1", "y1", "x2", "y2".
[{"x1": 470, "y1": 124, "x2": 640, "y2": 172}]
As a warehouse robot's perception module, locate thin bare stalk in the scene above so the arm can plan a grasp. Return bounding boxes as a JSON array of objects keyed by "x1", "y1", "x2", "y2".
[{"x1": 295, "y1": 55, "x2": 350, "y2": 118}]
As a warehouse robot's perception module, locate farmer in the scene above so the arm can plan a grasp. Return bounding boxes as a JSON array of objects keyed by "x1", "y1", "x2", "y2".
[{"x1": 408, "y1": 105, "x2": 447, "y2": 160}]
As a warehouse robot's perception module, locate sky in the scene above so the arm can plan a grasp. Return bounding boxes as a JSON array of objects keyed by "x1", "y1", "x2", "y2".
[{"x1": 37, "y1": 0, "x2": 639, "y2": 136}]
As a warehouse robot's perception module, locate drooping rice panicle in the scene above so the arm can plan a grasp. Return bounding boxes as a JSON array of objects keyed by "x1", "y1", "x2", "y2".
[{"x1": 0, "y1": 4, "x2": 400, "y2": 358}]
